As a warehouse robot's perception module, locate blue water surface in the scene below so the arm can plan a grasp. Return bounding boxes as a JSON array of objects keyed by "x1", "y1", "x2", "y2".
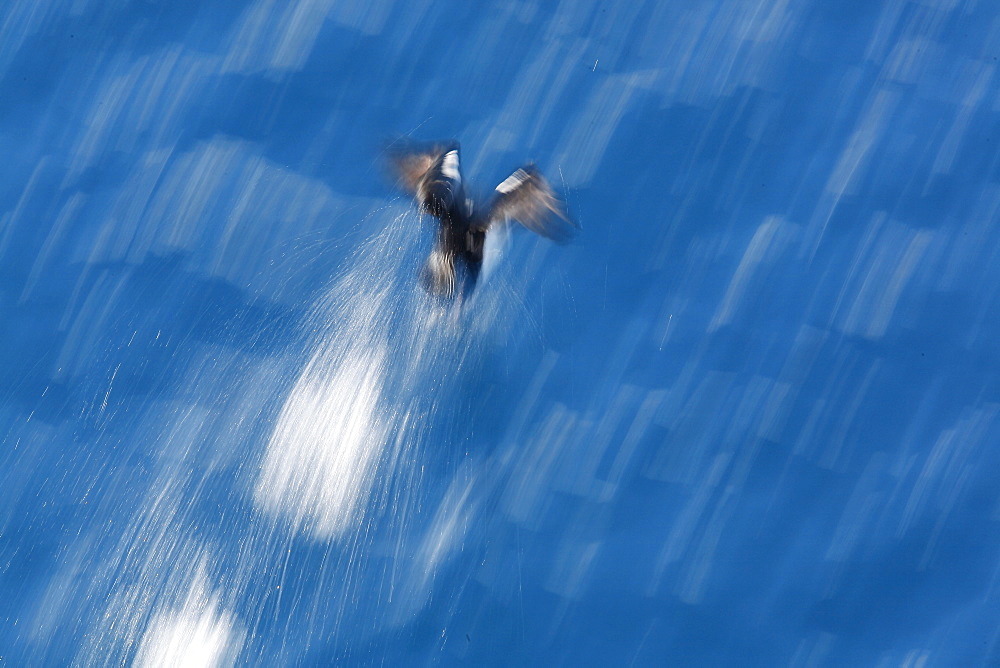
[{"x1": 2, "y1": 0, "x2": 1000, "y2": 665}]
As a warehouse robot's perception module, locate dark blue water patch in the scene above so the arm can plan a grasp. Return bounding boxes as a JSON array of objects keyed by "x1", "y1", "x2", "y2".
[
  {"x1": 804, "y1": 518, "x2": 1000, "y2": 662},
  {"x1": 798, "y1": 3, "x2": 892, "y2": 66},
  {"x1": 3, "y1": 249, "x2": 304, "y2": 431},
  {"x1": 0, "y1": 24, "x2": 104, "y2": 116},
  {"x1": 0, "y1": 303, "x2": 68, "y2": 409}
]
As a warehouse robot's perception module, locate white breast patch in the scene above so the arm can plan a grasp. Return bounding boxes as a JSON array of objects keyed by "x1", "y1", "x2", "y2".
[{"x1": 441, "y1": 150, "x2": 461, "y2": 182}]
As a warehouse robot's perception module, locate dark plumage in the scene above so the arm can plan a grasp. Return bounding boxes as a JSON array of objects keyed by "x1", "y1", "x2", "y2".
[{"x1": 389, "y1": 141, "x2": 577, "y2": 299}]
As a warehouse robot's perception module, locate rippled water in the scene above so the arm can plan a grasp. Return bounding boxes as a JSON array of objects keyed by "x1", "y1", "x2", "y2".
[{"x1": 2, "y1": 1, "x2": 1000, "y2": 665}]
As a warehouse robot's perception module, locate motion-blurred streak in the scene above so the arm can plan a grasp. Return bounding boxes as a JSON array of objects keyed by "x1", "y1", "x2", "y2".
[
  {"x1": 133, "y1": 560, "x2": 246, "y2": 668},
  {"x1": 709, "y1": 216, "x2": 796, "y2": 332},
  {"x1": 222, "y1": 0, "x2": 403, "y2": 76},
  {"x1": 252, "y1": 206, "x2": 520, "y2": 541},
  {"x1": 387, "y1": 466, "x2": 481, "y2": 625},
  {"x1": 66, "y1": 46, "x2": 219, "y2": 180},
  {"x1": 64, "y1": 138, "x2": 348, "y2": 302},
  {"x1": 553, "y1": 72, "x2": 655, "y2": 186},
  {"x1": 0, "y1": 0, "x2": 67, "y2": 74},
  {"x1": 75, "y1": 476, "x2": 236, "y2": 666},
  {"x1": 255, "y1": 337, "x2": 390, "y2": 539},
  {"x1": 832, "y1": 216, "x2": 933, "y2": 339}
]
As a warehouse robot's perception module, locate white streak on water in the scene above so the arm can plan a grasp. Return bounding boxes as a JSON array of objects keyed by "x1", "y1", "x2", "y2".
[
  {"x1": 250, "y1": 211, "x2": 410, "y2": 542},
  {"x1": 386, "y1": 467, "x2": 482, "y2": 626},
  {"x1": 253, "y1": 209, "x2": 520, "y2": 542},
  {"x1": 66, "y1": 46, "x2": 218, "y2": 181},
  {"x1": 709, "y1": 216, "x2": 795, "y2": 332},
  {"x1": 834, "y1": 217, "x2": 934, "y2": 339},
  {"x1": 801, "y1": 88, "x2": 899, "y2": 258},
  {"x1": 255, "y1": 337, "x2": 390, "y2": 539},
  {"x1": 553, "y1": 72, "x2": 655, "y2": 186},
  {"x1": 134, "y1": 563, "x2": 245, "y2": 668},
  {"x1": 222, "y1": 0, "x2": 398, "y2": 76},
  {"x1": 930, "y1": 61, "x2": 994, "y2": 175},
  {"x1": 222, "y1": 0, "x2": 329, "y2": 75}
]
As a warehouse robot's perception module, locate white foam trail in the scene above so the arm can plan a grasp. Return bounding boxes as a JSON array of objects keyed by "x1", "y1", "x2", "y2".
[
  {"x1": 253, "y1": 207, "x2": 524, "y2": 544},
  {"x1": 254, "y1": 337, "x2": 389, "y2": 538},
  {"x1": 253, "y1": 210, "x2": 420, "y2": 541},
  {"x1": 134, "y1": 563, "x2": 245, "y2": 668}
]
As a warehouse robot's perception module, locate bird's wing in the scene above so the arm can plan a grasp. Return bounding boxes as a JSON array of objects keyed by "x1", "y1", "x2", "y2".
[
  {"x1": 387, "y1": 141, "x2": 463, "y2": 216},
  {"x1": 483, "y1": 165, "x2": 577, "y2": 243}
]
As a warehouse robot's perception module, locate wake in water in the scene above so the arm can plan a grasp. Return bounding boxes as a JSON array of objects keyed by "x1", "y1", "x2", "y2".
[
  {"x1": 254, "y1": 205, "x2": 516, "y2": 542},
  {"x1": 73, "y1": 205, "x2": 550, "y2": 665}
]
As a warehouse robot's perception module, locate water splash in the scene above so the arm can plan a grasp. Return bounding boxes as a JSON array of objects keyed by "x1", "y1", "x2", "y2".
[
  {"x1": 253, "y1": 207, "x2": 515, "y2": 542},
  {"x1": 67, "y1": 207, "x2": 530, "y2": 664},
  {"x1": 134, "y1": 561, "x2": 245, "y2": 668}
]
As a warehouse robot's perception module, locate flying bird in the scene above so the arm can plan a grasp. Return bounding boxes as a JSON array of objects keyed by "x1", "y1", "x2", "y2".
[{"x1": 389, "y1": 141, "x2": 577, "y2": 299}]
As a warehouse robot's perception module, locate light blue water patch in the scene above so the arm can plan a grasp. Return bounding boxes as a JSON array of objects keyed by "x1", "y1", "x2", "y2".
[{"x1": 2, "y1": 0, "x2": 1000, "y2": 665}]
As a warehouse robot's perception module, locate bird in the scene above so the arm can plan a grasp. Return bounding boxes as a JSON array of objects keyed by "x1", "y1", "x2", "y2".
[{"x1": 388, "y1": 141, "x2": 577, "y2": 300}]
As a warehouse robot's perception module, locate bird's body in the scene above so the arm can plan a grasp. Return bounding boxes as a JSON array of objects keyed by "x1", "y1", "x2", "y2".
[{"x1": 389, "y1": 141, "x2": 576, "y2": 299}]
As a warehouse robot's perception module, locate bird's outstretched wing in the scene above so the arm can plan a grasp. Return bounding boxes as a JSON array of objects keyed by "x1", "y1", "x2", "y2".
[
  {"x1": 387, "y1": 140, "x2": 463, "y2": 218},
  {"x1": 484, "y1": 165, "x2": 577, "y2": 243}
]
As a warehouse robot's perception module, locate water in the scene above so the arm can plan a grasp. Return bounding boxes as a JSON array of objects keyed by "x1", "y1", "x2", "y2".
[{"x1": 2, "y1": 1, "x2": 1000, "y2": 665}]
